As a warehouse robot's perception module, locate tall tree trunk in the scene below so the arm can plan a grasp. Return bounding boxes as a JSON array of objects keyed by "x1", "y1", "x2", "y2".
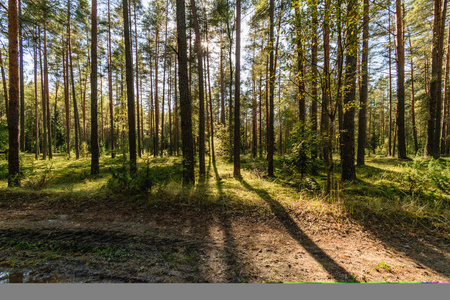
[
  {"x1": 409, "y1": 35, "x2": 419, "y2": 154},
  {"x1": 63, "y1": 36, "x2": 70, "y2": 157},
  {"x1": 443, "y1": 19, "x2": 450, "y2": 154},
  {"x1": 268, "y1": 0, "x2": 275, "y2": 177},
  {"x1": 154, "y1": 30, "x2": 159, "y2": 157},
  {"x1": 134, "y1": 1, "x2": 141, "y2": 158},
  {"x1": 68, "y1": 3, "x2": 80, "y2": 159},
  {"x1": 174, "y1": 58, "x2": 179, "y2": 156},
  {"x1": 161, "y1": 0, "x2": 169, "y2": 157},
  {"x1": 388, "y1": 9, "x2": 393, "y2": 157},
  {"x1": 175, "y1": 0, "x2": 195, "y2": 185},
  {"x1": 39, "y1": 27, "x2": 47, "y2": 160},
  {"x1": 205, "y1": 21, "x2": 216, "y2": 164},
  {"x1": 427, "y1": 0, "x2": 448, "y2": 158},
  {"x1": 220, "y1": 36, "x2": 225, "y2": 125},
  {"x1": 259, "y1": 78, "x2": 262, "y2": 157},
  {"x1": 91, "y1": 0, "x2": 99, "y2": 175},
  {"x1": 341, "y1": 0, "x2": 358, "y2": 181},
  {"x1": 44, "y1": 16, "x2": 52, "y2": 159},
  {"x1": 8, "y1": 0, "x2": 20, "y2": 186},
  {"x1": 189, "y1": 0, "x2": 206, "y2": 176},
  {"x1": 251, "y1": 39, "x2": 257, "y2": 159},
  {"x1": 322, "y1": 0, "x2": 332, "y2": 192},
  {"x1": 34, "y1": 35, "x2": 39, "y2": 159},
  {"x1": 123, "y1": 0, "x2": 137, "y2": 173},
  {"x1": 310, "y1": 0, "x2": 318, "y2": 158},
  {"x1": 357, "y1": 0, "x2": 369, "y2": 165},
  {"x1": 396, "y1": 0, "x2": 408, "y2": 159},
  {"x1": 19, "y1": 0, "x2": 24, "y2": 151},
  {"x1": 108, "y1": 0, "x2": 114, "y2": 158},
  {"x1": 234, "y1": 0, "x2": 241, "y2": 177}
]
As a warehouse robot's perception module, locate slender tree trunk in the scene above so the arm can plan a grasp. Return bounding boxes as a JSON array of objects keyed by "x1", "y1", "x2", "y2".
[
  {"x1": 154, "y1": 30, "x2": 159, "y2": 157},
  {"x1": 174, "y1": 59, "x2": 179, "y2": 156},
  {"x1": 107, "y1": 0, "x2": 114, "y2": 158},
  {"x1": 90, "y1": 0, "x2": 99, "y2": 175},
  {"x1": 205, "y1": 22, "x2": 216, "y2": 164},
  {"x1": 34, "y1": 36, "x2": 39, "y2": 160},
  {"x1": 341, "y1": 0, "x2": 358, "y2": 181},
  {"x1": 176, "y1": 0, "x2": 195, "y2": 185},
  {"x1": 443, "y1": 19, "x2": 450, "y2": 154},
  {"x1": 310, "y1": 0, "x2": 318, "y2": 158},
  {"x1": 44, "y1": 16, "x2": 52, "y2": 159},
  {"x1": 168, "y1": 61, "x2": 172, "y2": 156},
  {"x1": 322, "y1": 0, "x2": 333, "y2": 192},
  {"x1": 123, "y1": 0, "x2": 137, "y2": 173},
  {"x1": 268, "y1": 0, "x2": 275, "y2": 177},
  {"x1": 396, "y1": 0, "x2": 408, "y2": 159},
  {"x1": 234, "y1": 0, "x2": 241, "y2": 177},
  {"x1": 388, "y1": 9, "x2": 393, "y2": 157},
  {"x1": 39, "y1": 28, "x2": 47, "y2": 160},
  {"x1": 220, "y1": 36, "x2": 225, "y2": 125},
  {"x1": 161, "y1": 0, "x2": 169, "y2": 157},
  {"x1": 189, "y1": 0, "x2": 206, "y2": 176},
  {"x1": 8, "y1": 0, "x2": 20, "y2": 186},
  {"x1": 322, "y1": 2, "x2": 331, "y2": 170},
  {"x1": 357, "y1": 0, "x2": 369, "y2": 165},
  {"x1": 134, "y1": 1, "x2": 141, "y2": 158},
  {"x1": 252, "y1": 40, "x2": 257, "y2": 159},
  {"x1": 63, "y1": 37, "x2": 70, "y2": 157},
  {"x1": 259, "y1": 78, "x2": 262, "y2": 157},
  {"x1": 68, "y1": 3, "x2": 80, "y2": 159},
  {"x1": 409, "y1": 35, "x2": 419, "y2": 154},
  {"x1": 19, "y1": 0, "x2": 24, "y2": 151}
]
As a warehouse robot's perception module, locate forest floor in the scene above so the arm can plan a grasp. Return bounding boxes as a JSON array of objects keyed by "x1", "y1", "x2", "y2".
[{"x1": 0, "y1": 154, "x2": 448, "y2": 283}]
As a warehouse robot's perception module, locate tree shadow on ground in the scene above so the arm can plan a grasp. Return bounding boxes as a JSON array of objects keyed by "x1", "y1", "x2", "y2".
[
  {"x1": 339, "y1": 180, "x2": 450, "y2": 279},
  {"x1": 240, "y1": 179, "x2": 358, "y2": 282}
]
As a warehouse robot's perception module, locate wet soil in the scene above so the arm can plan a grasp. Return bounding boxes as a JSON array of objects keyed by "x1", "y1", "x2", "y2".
[{"x1": 0, "y1": 193, "x2": 448, "y2": 283}]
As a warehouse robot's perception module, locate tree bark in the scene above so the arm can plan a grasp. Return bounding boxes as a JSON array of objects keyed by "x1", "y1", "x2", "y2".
[
  {"x1": 310, "y1": 0, "x2": 318, "y2": 158},
  {"x1": 108, "y1": 0, "x2": 114, "y2": 158},
  {"x1": 268, "y1": 0, "x2": 275, "y2": 177},
  {"x1": 34, "y1": 34, "x2": 39, "y2": 159},
  {"x1": 134, "y1": 1, "x2": 141, "y2": 158},
  {"x1": 176, "y1": 0, "x2": 195, "y2": 185},
  {"x1": 8, "y1": 0, "x2": 20, "y2": 187},
  {"x1": 91, "y1": 0, "x2": 99, "y2": 175},
  {"x1": 19, "y1": 0, "x2": 24, "y2": 151},
  {"x1": 396, "y1": 0, "x2": 408, "y2": 159},
  {"x1": 123, "y1": 0, "x2": 137, "y2": 173},
  {"x1": 357, "y1": 0, "x2": 369, "y2": 165},
  {"x1": 427, "y1": 0, "x2": 448, "y2": 158},
  {"x1": 234, "y1": 0, "x2": 241, "y2": 177},
  {"x1": 341, "y1": 0, "x2": 358, "y2": 181},
  {"x1": 189, "y1": 0, "x2": 206, "y2": 176},
  {"x1": 68, "y1": 3, "x2": 80, "y2": 159}
]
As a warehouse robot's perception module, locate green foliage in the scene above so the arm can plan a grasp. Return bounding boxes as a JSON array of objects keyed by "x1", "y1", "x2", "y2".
[
  {"x1": 80, "y1": 142, "x2": 89, "y2": 158},
  {"x1": 106, "y1": 161, "x2": 153, "y2": 195},
  {"x1": 214, "y1": 123, "x2": 231, "y2": 157},
  {"x1": 374, "y1": 260, "x2": 392, "y2": 272},
  {"x1": 289, "y1": 123, "x2": 321, "y2": 176},
  {"x1": 0, "y1": 124, "x2": 7, "y2": 153},
  {"x1": 403, "y1": 159, "x2": 450, "y2": 195}
]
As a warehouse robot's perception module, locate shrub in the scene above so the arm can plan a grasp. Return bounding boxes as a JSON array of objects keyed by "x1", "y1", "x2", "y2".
[{"x1": 106, "y1": 162, "x2": 152, "y2": 195}]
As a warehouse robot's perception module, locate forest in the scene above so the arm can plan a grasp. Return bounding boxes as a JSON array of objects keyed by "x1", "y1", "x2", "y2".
[{"x1": 0, "y1": 0, "x2": 449, "y2": 283}]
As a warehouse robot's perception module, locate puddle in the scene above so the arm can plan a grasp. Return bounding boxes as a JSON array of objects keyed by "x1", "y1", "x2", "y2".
[{"x1": 0, "y1": 269, "x2": 74, "y2": 283}]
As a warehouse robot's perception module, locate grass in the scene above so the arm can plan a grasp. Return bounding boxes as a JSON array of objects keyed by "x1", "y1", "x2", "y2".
[
  {"x1": 374, "y1": 260, "x2": 392, "y2": 272},
  {"x1": 0, "y1": 152, "x2": 449, "y2": 233}
]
